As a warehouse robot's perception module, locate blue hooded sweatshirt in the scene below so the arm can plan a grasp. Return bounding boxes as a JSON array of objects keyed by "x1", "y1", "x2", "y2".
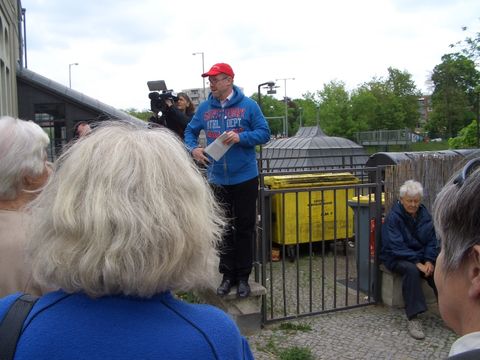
[
  {"x1": 184, "y1": 85, "x2": 270, "y2": 185},
  {"x1": 380, "y1": 201, "x2": 439, "y2": 271}
]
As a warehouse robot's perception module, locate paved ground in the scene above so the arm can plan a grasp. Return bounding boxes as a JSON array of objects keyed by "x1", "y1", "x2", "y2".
[{"x1": 246, "y1": 304, "x2": 457, "y2": 360}]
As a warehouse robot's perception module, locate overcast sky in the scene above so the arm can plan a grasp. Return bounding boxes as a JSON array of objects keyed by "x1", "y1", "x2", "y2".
[{"x1": 22, "y1": 0, "x2": 479, "y2": 111}]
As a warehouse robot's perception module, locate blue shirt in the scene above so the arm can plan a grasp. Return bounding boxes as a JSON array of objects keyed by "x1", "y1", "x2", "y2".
[{"x1": 0, "y1": 290, "x2": 254, "y2": 359}]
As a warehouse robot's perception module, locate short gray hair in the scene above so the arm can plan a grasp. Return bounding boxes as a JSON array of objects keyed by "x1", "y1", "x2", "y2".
[
  {"x1": 0, "y1": 116, "x2": 49, "y2": 200},
  {"x1": 433, "y1": 166, "x2": 480, "y2": 273},
  {"x1": 399, "y1": 180, "x2": 423, "y2": 198},
  {"x1": 27, "y1": 121, "x2": 225, "y2": 298}
]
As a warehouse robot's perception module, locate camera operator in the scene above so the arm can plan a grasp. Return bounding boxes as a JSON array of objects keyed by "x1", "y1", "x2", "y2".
[{"x1": 150, "y1": 92, "x2": 195, "y2": 139}]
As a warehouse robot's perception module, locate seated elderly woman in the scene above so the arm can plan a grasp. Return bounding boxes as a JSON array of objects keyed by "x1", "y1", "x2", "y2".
[
  {"x1": 0, "y1": 116, "x2": 50, "y2": 297},
  {"x1": 380, "y1": 179, "x2": 439, "y2": 340},
  {"x1": 433, "y1": 158, "x2": 480, "y2": 359},
  {"x1": 0, "y1": 121, "x2": 253, "y2": 359}
]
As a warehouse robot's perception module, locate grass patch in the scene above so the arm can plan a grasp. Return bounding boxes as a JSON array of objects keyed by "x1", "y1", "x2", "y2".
[
  {"x1": 365, "y1": 140, "x2": 450, "y2": 154},
  {"x1": 256, "y1": 338, "x2": 278, "y2": 355},
  {"x1": 254, "y1": 324, "x2": 314, "y2": 359},
  {"x1": 175, "y1": 291, "x2": 202, "y2": 304},
  {"x1": 278, "y1": 346, "x2": 314, "y2": 360},
  {"x1": 279, "y1": 322, "x2": 312, "y2": 332},
  {"x1": 256, "y1": 335, "x2": 314, "y2": 360}
]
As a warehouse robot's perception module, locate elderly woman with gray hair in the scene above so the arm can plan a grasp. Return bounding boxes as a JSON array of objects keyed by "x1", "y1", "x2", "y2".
[
  {"x1": 433, "y1": 158, "x2": 480, "y2": 359},
  {"x1": 0, "y1": 116, "x2": 51, "y2": 298},
  {"x1": 380, "y1": 179, "x2": 439, "y2": 340},
  {"x1": 0, "y1": 121, "x2": 254, "y2": 359}
]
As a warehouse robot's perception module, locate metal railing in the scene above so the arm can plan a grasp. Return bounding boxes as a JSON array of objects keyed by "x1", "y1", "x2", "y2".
[
  {"x1": 355, "y1": 129, "x2": 412, "y2": 146},
  {"x1": 255, "y1": 166, "x2": 384, "y2": 323}
]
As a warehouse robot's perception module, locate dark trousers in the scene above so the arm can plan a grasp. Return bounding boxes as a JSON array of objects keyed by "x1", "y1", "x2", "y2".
[
  {"x1": 212, "y1": 177, "x2": 258, "y2": 283},
  {"x1": 391, "y1": 260, "x2": 438, "y2": 319}
]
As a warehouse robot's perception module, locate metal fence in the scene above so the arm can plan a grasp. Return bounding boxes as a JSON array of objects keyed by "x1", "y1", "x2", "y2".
[
  {"x1": 255, "y1": 166, "x2": 384, "y2": 324},
  {"x1": 355, "y1": 129, "x2": 412, "y2": 146},
  {"x1": 259, "y1": 153, "x2": 370, "y2": 175}
]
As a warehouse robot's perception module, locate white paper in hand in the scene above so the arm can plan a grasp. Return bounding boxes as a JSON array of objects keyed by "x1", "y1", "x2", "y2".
[{"x1": 204, "y1": 132, "x2": 234, "y2": 161}]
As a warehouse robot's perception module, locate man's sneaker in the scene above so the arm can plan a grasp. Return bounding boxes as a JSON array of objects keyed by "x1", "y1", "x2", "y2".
[{"x1": 407, "y1": 318, "x2": 425, "y2": 340}]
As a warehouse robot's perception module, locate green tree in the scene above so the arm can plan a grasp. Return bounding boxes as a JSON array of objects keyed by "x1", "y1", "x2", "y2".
[
  {"x1": 449, "y1": 25, "x2": 480, "y2": 62},
  {"x1": 316, "y1": 80, "x2": 355, "y2": 139},
  {"x1": 252, "y1": 93, "x2": 284, "y2": 136},
  {"x1": 351, "y1": 68, "x2": 420, "y2": 132},
  {"x1": 351, "y1": 86, "x2": 379, "y2": 131},
  {"x1": 386, "y1": 67, "x2": 422, "y2": 129},
  {"x1": 448, "y1": 119, "x2": 479, "y2": 149},
  {"x1": 123, "y1": 108, "x2": 152, "y2": 122},
  {"x1": 289, "y1": 98, "x2": 318, "y2": 134},
  {"x1": 427, "y1": 53, "x2": 479, "y2": 138}
]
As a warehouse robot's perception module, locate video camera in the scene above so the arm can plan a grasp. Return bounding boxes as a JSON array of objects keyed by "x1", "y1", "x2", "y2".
[{"x1": 147, "y1": 80, "x2": 179, "y2": 115}]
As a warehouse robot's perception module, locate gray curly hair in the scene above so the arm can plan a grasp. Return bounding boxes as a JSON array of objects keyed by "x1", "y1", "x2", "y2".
[{"x1": 0, "y1": 116, "x2": 49, "y2": 200}]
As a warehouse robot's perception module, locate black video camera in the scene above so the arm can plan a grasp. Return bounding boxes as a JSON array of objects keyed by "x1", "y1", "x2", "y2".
[{"x1": 147, "y1": 80, "x2": 179, "y2": 115}]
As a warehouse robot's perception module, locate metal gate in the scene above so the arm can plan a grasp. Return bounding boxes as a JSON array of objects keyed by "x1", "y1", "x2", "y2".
[{"x1": 255, "y1": 165, "x2": 384, "y2": 324}]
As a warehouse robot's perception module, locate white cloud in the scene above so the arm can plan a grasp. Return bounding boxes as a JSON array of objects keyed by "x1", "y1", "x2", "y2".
[{"x1": 21, "y1": 0, "x2": 480, "y2": 110}]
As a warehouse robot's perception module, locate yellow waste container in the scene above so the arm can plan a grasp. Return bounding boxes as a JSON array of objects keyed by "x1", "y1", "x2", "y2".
[{"x1": 264, "y1": 173, "x2": 360, "y2": 245}]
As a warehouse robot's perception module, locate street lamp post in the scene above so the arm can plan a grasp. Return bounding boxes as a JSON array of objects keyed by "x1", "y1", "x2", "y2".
[
  {"x1": 192, "y1": 52, "x2": 206, "y2": 100},
  {"x1": 68, "y1": 62, "x2": 79, "y2": 88},
  {"x1": 276, "y1": 77, "x2": 295, "y2": 137},
  {"x1": 476, "y1": 90, "x2": 480, "y2": 147},
  {"x1": 298, "y1": 106, "x2": 303, "y2": 127},
  {"x1": 257, "y1": 81, "x2": 276, "y2": 112}
]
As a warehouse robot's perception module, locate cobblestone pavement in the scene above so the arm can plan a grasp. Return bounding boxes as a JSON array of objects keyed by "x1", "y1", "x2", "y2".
[{"x1": 247, "y1": 304, "x2": 457, "y2": 360}]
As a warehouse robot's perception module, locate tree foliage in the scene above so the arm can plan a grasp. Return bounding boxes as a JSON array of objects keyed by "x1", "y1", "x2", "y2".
[
  {"x1": 253, "y1": 93, "x2": 285, "y2": 136},
  {"x1": 123, "y1": 108, "x2": 152, "y2": 122},
  {"x1": 121, "y1": 25, "x2": 479, "y2": 146},
  {"x1": 426, "y1": 53, "x2": 479, "y2": 138},
  {"x1": 448, "y1": 119, "x2": 479, "y2": 148},
  {"x1": 316, "y1": 80, "x2": 355, "y2": 139},
  {"x1": 351, "y1": 68, "x2": 420, "y2": 133},
  {"x1": 450, "y1": 25, "x2": 480, "y2": 63}
]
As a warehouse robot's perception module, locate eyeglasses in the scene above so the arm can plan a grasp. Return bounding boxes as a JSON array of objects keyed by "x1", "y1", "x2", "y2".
[
  {"x1": 454, "y1": 157, "x2": 480, "y2": 187},
  {"x1": 208, "y1": 76, "x2": 229, "y2": 85}
]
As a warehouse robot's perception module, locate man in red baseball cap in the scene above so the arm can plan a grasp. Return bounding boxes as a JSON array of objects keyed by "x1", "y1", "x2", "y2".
[{"x1": 185, "y1": 63, "x2": 271, "y2": 298}]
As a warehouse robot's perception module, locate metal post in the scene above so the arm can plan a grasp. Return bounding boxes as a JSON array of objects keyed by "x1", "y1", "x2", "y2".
[
  {"x1": 193, "y1": 52, "x2": 206, "y2": 100},
  {"x1": 17, "y1": 2, "x2": 24, "y2": 68},
  {"x1": 22, "y1": 8, "x2": 27, "y2": 68},
  {"x1": 257, "y1": 81, "x2": 275, "y2": 112},
  {"x1": 68, "y1": 63, "x2": 78, "y2": 88},
  {"x1": 276, "y1": 78, "x2": 295, "y2": 137},
  {"x1": 477, "y1": 91, "x2": 480, "y2": 147}
]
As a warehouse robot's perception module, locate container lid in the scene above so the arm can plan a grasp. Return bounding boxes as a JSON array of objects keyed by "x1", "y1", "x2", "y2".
[
  {"x1": 349, "y1": 193, "x2": 385, "y2": 204},
  {"x1": 264, "y1": 172, "x2": 359, "y2": 188}
]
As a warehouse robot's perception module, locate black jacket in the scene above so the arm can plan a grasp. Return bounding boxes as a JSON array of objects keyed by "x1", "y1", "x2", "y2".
[
  {"x1": 380, "y1": 201, "x2": 439, "y2": 270},
  {"x1": 160, "y1": 106, "x2": 192, "y2": 139}
]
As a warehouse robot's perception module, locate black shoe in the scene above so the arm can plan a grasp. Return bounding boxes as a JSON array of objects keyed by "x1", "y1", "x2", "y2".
[
  {"x1": 217, "y1": 279, "x2": 233, "y2": 296},
  {"x1": 237, "y1": 280, "x2": 251, "y2": 298}
]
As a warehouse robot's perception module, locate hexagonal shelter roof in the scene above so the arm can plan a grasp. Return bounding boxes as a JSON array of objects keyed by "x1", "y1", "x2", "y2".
[{"x1": 261, "y1": 126, "x2": 368, "y2": 172}]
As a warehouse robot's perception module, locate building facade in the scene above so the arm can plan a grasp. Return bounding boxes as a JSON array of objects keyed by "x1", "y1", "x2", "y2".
[
  {"x1": 0, "y1": 0, "x2": 20, "y2": 117},
  {"x1": 181, "y1": 87, "x2": 206, "y2": 107}
]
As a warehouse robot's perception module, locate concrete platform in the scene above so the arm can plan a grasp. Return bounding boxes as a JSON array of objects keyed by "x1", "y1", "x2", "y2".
[
  {"x1": 197, "y1": 281, "x2": 266, "y2": 336},
  {"x1": 380, "y1": 264, "x2": 437, "y2": 308}
]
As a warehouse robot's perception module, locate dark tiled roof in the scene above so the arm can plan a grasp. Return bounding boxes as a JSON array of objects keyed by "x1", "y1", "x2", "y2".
[{"x1": 262, "y1": 126, "x2": 368, "y2": 171}]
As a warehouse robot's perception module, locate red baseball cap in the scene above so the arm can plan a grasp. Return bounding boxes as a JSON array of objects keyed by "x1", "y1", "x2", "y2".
[{"x1": 201, "y1": 63, "x2": 235, "y2": 78}]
